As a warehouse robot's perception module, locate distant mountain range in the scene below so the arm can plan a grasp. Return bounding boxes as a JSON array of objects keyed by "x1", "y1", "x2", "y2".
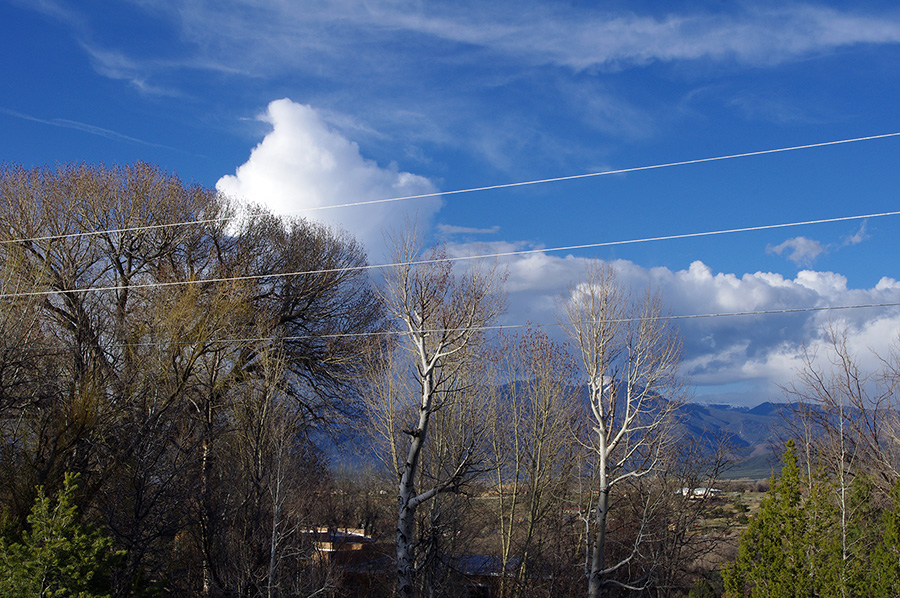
[
  {"x1": 678, "y1": 401, "x2": 793, "y2": 479},
  {"x1": 325, "y1": 391, "x2": 797, "y2": 480},
  {"x1": 566, "y1": 383, "x2": 794, "y2": 479}
]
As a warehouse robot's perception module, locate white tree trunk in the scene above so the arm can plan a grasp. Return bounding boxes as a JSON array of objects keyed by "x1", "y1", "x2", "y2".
[
  {"x1": 396, "y1": 369, "x2": 433, "y2": 597},
  {"x1": 372, "y1": 237, "x2": 504, "y2": 598},
  {"x1": 561, "y1": 263, "x2": 684, "y2": 598},
  {"x1": 587, "y1": 432, "x2": 610, "y2": 598}
]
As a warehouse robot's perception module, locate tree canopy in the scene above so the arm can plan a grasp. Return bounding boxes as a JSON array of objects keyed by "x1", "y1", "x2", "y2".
[{"x1": 0, "y1": 162, "x2": 381, "y2": 596}]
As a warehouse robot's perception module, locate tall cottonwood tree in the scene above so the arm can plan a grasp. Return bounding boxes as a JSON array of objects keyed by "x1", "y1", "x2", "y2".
[
  {"x1": 560, "y1": 263, "x2": 684, "y2": 598},
  {"x1": 375, "y1": 234, "x2": 504, "y2": 598},
  {"x1": 0, "y1": 162, "x2": 381, "y2": 597}
]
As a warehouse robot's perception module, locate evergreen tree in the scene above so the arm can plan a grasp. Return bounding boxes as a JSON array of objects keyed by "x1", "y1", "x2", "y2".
[
  {"x1": 0, "y1": 472, "x2": 123, "y2": 598},
  {"x1": 839, "y1": 474, "x2": 879, "y2": 597},
  {"x1": 724, "y1": 440, "x2": 810, "y2": 598},
  {"x1": 870, "y1": 477, "x2": 900, "y2": 598},
  {"x1": 725, "y1": 442, "x2": 900, "y2": 598},
  {"x1": 801, "y1": 464, "x2": 840, "y2": 598}
]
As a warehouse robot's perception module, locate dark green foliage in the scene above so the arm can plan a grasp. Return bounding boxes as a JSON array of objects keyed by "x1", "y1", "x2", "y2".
[
  {"x1": 724, "y1": 440, "x2": 809, "y2": 598},
  {"x1": 837, "y1": 473, "x2": 880, "y2": 596},
  {"x1": 724, "y1": 441, "x2": 900, "y2": 598},
  {"x1": 0, "y1": 472, "x2": 123, "y2": 598},
  {"x1": 688, "y1": 578, "x2": 719, "y2": 598},
  {"x1": 800, "y1": 463, "x2": 841, "y2": 598},
  {"x1": 870, "y1": 478, "x2": 900, "y2": 598}
]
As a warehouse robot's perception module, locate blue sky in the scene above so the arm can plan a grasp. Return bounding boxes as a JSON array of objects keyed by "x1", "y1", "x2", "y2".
[{"x1": 3, "y1": 0, "x2": 900, "y2": 406}]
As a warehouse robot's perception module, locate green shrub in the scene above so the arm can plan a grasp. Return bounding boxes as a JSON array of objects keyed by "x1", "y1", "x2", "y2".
[{"x1": 0, "y1": 472, "x2": 123, "y2": 598}]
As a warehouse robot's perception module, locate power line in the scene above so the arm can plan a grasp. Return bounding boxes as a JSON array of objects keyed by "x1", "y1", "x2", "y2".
[
  {"x1": 317, "y1": 132, "x2": 900, "y2": 209},
  {"x1": 13, "y1": 300, "x2": 900, "y2": 352},
  {"x1": 269, "y1": 300, "x2": 900, "y2": 340},
  {"x1": 1, "y1": 209, "x2": 897, "y2": 300},
  {"x1": 0, "y1": 215, "x2": 231, "y2": 247},
  {"x1": 274, "y1": 301, "x2": 900, "y2": 339},
  {"x1": 2, "y1": 131, "x2": 897, "y2": 247}
]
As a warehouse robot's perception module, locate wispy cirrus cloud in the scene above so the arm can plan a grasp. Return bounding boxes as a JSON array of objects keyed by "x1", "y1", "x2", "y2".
[
  {"x1": 37, "y1": 3, "x2": 900, "y2": 92},
  {"x1": 161, "y1": 2, "x2": 900, "y2": 72},
  {"x1": 6, "y1": 0, "x2": 84, "y2": 28},
  {"x1": 19, "y1": 1, "x2": 900, "y2": 174},
  {"x1": 79, "y1": 43, "x2": 185, "y2": 97},
  {"x1": 0, "y1": 106, "x2": 186, "y2": 152},
  {"x1": 437, "y1": 224, "x2": 501, "y2": 237}
]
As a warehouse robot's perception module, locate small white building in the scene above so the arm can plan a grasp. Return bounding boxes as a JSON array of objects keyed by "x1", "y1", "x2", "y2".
[{"x1": 677, "y1": 487, "x2": 721, "y2": 499}]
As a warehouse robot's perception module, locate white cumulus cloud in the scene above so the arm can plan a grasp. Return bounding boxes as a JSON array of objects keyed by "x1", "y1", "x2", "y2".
[
  {"x1": 217, "y1": 98, "x2": 441, "y2": 256},
  {"x1": 447, "y1": 242, "x2": 900, "y2": 406}
]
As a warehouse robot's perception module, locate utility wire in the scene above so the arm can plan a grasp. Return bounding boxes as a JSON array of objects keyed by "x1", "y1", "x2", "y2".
[
  {"x1": 320, "y1": 132, "x2": 900, "y2": 209},
  {"x1": 230, "y1": 300, "x2": 900, "y2": 341},
  {"x1": 1, "y1": 209, "x2": 897, "y2": 300},
  {"x1": 1, "y1": 131, "x2": 897, "y2": 247},
  {"x1": 12, "y1": 301, "x2": 900, "y2": 352}
]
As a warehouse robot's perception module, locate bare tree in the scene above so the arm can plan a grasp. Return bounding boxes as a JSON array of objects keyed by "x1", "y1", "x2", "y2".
[
  {"x1": 559, "y1": 263, "x2": 684, "y2": 598},
  {"x1": 374, "y1": 233, "x2": 504, "y2": 598},
  {"x1": 787, "y1": 324, "x2": 900, "y2": 491},
  {"x1": 486, "y1": 329, "x2": 579, "y2": 597},
  {"x1": 641, "y1": 437, "x2": 734, "y2": 597},
  {"x1": 0, "y1": 163, "x2": 383, "y2": 597}
]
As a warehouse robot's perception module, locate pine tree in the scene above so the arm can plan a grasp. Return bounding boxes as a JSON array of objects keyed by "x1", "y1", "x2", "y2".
[{"x1": 0, "y1": 472, "x2": 123, "y2": 598}]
